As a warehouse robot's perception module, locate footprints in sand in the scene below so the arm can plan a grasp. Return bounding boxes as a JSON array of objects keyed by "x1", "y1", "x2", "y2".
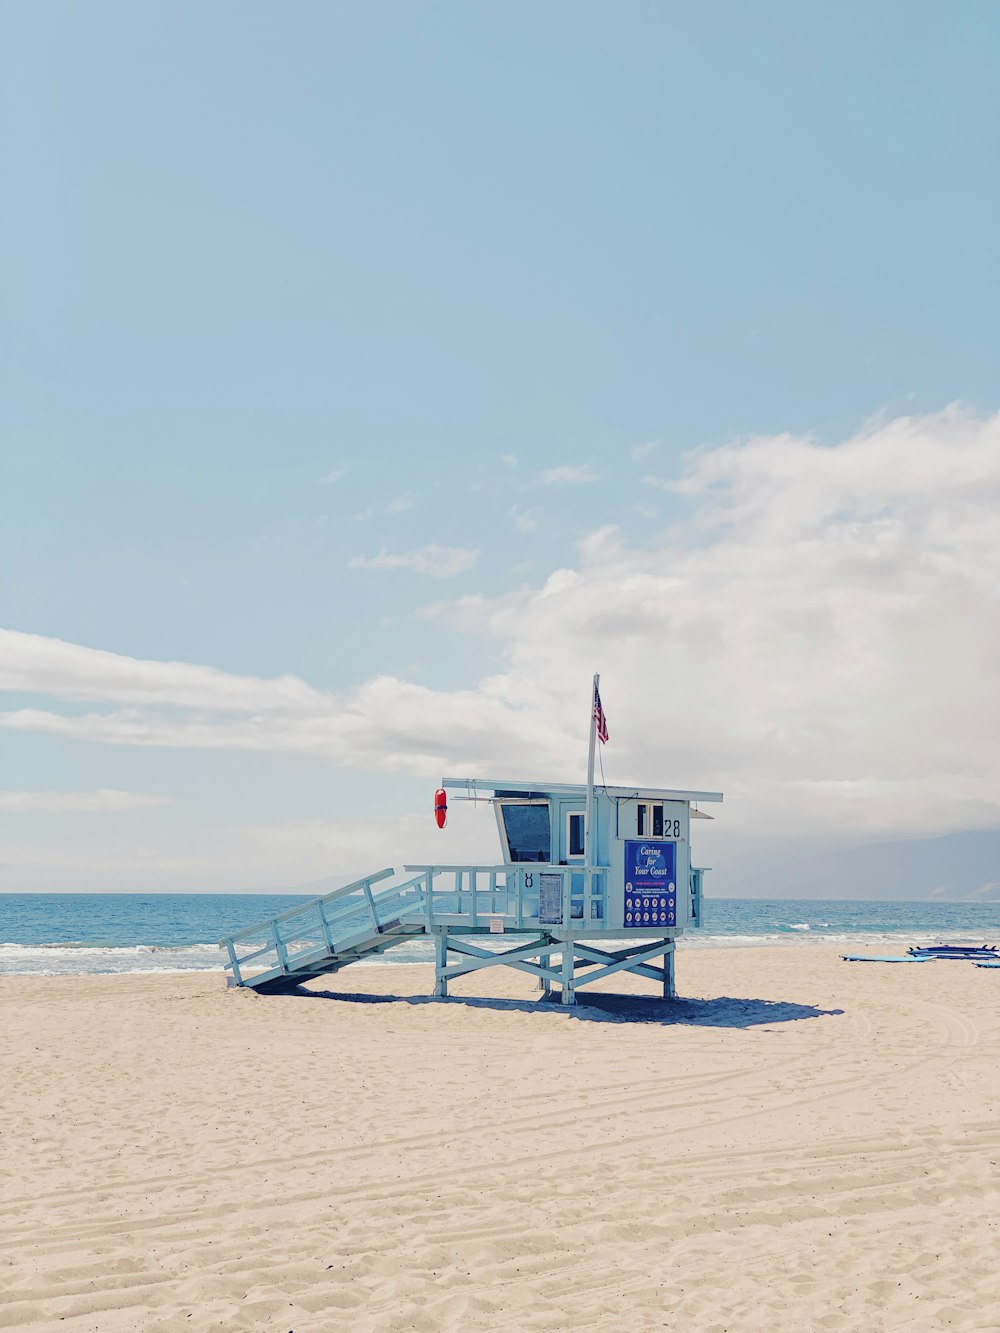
[{"x1": 3, "y1": 956, "x2": 1000, "y2": 1331}]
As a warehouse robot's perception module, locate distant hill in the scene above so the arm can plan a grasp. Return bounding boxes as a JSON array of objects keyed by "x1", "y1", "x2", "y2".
[{"x1": 728, "y1": 828, "x2": 1000, "y2": 901}]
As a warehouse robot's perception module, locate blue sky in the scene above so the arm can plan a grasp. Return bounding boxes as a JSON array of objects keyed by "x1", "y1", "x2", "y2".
[{"x1": 2, "y1": 2, "x2": 999, "y2": 893}]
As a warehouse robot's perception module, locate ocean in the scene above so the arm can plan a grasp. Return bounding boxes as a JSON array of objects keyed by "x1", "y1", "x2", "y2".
[{"x1": 3, "y1": 893, "x2": 1000, "y2": 976}]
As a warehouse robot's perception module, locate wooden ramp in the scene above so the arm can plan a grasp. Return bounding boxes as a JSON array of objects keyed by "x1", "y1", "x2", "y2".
[{"x1": 220, "y1": 869, "x2": 428, "y2": 993}]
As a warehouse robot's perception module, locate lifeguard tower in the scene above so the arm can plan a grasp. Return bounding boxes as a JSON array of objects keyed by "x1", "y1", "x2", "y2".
[{"x1": 221, "y1": 681, "x2": 722, "y2": 1004}]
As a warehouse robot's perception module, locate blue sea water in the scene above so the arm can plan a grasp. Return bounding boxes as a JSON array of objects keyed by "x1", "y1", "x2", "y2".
[{"x1": 3, "y1": 893, "x2": 1000, "y2": 976}]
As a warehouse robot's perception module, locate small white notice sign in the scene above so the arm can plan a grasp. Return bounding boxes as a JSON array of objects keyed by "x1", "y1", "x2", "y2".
[{"x1": 489, "y1": 917, "x2": 505, "y2": 934}]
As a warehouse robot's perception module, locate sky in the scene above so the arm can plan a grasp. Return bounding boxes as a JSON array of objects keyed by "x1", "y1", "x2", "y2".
[{"x1": 2, "y1": 1, "x2": 999, "y2": 895}]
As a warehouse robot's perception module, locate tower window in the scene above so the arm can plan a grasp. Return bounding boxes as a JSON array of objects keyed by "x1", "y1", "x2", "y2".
[
  {"x1": 499, "y1": 802, "x2": 551, "y2": 863},
  {"x1": 566, "y1": 811, "x2": 586, "y2": 859},
  {"x1": 636, "y1": 803, "x2": 681, "y2": 839}
]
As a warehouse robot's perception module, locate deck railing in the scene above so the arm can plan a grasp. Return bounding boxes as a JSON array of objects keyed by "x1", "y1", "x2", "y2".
[
  {"x1": 403, "y1": 863, "x2": 609, "y2": 930},
  {"x1": 690, "y1": 867, "x2": 705, "y2": 927}
]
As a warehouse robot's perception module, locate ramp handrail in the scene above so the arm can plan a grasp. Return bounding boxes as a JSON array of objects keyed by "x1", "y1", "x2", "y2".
[
  {"x1": 219, "y1": 868, "x2": 426, "y2": 985},
  {"x1": 222, "y1": 867, "x2": 397, "y2": 946}
]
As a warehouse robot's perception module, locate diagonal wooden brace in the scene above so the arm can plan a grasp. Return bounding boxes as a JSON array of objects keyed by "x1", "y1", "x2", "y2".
[
  {"x1": 571, "y1": 940, "x2": 673, "y2": 988},
  {"x1": 438, "y1": 936, "x2": 562, "y2": 985}
]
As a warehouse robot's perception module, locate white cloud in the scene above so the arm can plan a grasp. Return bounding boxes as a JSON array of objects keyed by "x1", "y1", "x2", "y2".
[
  {"x1": 630, "y1": 440, "x2": 658, "y2": 462},
  {"x1": 0, "y1": 628, "x2": 328, "y2": 711},
  {"x1": 510, "y1": 506, "x2": 539, "y2": 533},
  {"x1": 0, "y1": 789, "x2": 171, "y2": 812},
  {"x1": 538, "y1": 463, "x2": 600, "y2": 484},
  {"x1": 347, "y1": 545, "x2": 480, "y2": 578},
  {"x1": 441, "y1": 406, "x2": 1000, "y2": 837},
  {"x1": 5, "y1": 407, "x2": 1000, "y2": 848},
  {"x1": 321, "y1": 465, "x2": 349, "y2": 484},
  {"x1": 387, "y1": 494, "x2": 415, "y2": 513},
  {"x1": 0, "y1": 676, "x2": 557, "y2": 779},
  {"x1": 501, "y1": 454, "x2": 518, "y2": 467}
]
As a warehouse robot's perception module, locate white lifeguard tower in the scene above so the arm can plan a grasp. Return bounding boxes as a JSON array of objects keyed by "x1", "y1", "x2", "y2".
[{"x1": 221, "y1": 680, "x2": 722, "y2": 1004}]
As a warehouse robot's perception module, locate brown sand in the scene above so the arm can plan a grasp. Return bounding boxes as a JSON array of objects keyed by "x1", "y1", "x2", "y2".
[{"x1": 3, "y1": 947, "x2": 1000, "y2": 1332}]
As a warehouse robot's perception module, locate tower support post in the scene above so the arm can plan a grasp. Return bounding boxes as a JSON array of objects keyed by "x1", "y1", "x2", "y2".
[
  {"x1": 434, "y1": 931, "x2": 448, "y2": 997},
  {"x1": 663, "y1": 941, "x2": 676, "y2": 999},
  {"x1": 561, "y1": 945, "x2": 576, "y2": 1006}
]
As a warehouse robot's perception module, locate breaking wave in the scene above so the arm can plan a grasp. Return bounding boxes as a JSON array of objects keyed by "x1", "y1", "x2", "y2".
[{"x1": 0, "y1": 942, "x2": 223, "y2": 977}]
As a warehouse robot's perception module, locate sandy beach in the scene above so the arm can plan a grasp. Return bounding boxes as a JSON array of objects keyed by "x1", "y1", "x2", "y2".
[{"x1": 3, "y1": 946, "x2": 1000, "y2": 1332}]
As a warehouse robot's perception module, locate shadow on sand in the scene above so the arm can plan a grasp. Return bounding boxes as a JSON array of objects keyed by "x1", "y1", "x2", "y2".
[{"x1": 282, "y1": 987, "x2": 842, "y2": 1028}]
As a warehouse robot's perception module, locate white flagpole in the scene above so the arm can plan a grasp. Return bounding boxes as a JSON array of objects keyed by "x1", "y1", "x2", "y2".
[{"x1": 584, "y1": 673, "x2": 599, "y2": 869}]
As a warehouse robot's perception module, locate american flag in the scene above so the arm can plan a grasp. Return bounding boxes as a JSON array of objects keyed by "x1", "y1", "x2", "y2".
[{"x1": 593, "y1": 683, "x2": 609, "y2": 745}]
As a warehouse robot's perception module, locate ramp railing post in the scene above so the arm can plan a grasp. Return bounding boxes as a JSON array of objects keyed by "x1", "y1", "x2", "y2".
[
  {"x1": 271, "y1": 923, "x2": 289, "y2": 974},
  {"x1": 362, "y1": 877, "x2": 381, "y2": 932},
  {"x1": 225, "y1": 938, "x2": 243, "y2": 986},
  {"x1": 317, "y1": 902, "x2": 334, "y2": 954}
]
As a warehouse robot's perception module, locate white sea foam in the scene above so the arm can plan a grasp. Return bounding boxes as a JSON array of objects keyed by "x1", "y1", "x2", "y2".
[
  {"x1": 2, "y1": 926, "x2": 997, "y2": 975},
  {"x1": 0, "y1": 942, "x2": 224, "y2": 976}
]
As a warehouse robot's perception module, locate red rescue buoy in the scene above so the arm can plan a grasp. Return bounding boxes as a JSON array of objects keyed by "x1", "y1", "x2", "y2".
[{"x1": 434, "y1": 787, "x2": 448, "y2": 829}]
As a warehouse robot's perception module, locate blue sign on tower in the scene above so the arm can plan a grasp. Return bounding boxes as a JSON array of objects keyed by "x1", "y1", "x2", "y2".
[{"x1": 623, "y1": 840, "x2": 677, "y2": 929}]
